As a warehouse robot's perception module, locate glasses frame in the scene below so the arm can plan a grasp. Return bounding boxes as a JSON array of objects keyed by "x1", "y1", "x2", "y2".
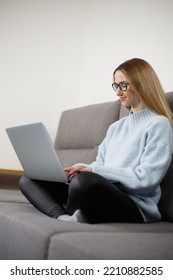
[{"x1": 112, "y1": 81, "x2": 129, "y2": 91}]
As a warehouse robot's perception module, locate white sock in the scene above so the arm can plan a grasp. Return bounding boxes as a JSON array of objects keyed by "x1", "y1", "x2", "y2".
[{"x1": 57, "y1": 209, "x2": 88, "y2": 223}]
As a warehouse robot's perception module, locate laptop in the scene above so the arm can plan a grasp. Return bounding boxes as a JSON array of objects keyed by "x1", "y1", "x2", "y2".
[{"x1": 6, "y1": 122, "x2": 68, "y2": 183}]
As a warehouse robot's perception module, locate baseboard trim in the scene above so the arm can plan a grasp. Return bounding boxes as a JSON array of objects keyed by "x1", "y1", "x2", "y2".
[
  {"x1": 0, "y1": 169, "x2": 24, "y2": 175},
  {"x1": 0, "y1": 169, "x2": 24, "y2": 189}
]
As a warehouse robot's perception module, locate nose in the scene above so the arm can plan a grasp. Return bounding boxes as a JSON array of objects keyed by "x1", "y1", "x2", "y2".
[{"x1": 116, "y1": 88, "x2": 123, "y2": 96}]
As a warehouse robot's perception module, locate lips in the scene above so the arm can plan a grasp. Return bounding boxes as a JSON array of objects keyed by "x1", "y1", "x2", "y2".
[{"x1": 120, "y1": 96, "x2": 127, "y2": 102}]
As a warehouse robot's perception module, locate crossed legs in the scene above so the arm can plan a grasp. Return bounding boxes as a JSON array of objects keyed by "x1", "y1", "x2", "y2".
[{"x1": 19, "y1": 173, "x2": 143, "y2": 223}]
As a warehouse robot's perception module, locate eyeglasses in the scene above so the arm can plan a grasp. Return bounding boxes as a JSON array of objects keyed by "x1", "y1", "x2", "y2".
[{"x1": 112, "y1": 81, "x2": 129, "y2": 91}]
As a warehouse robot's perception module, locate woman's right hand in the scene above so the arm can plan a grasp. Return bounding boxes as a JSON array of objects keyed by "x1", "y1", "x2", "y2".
[{"x1": 64, "y1": 165, "x2": 92, "y2": 180}]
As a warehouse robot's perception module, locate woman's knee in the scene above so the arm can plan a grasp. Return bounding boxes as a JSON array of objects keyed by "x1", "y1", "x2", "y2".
[
  {"x1": 19, "y1": 175, "x2": 32, "y2": 195},
  {"x1": 69, "y1": 172, "x2": 102, "y2": 195},
  {"x1": 70, "y1": 172, "x2": 92, "y2": 188}
]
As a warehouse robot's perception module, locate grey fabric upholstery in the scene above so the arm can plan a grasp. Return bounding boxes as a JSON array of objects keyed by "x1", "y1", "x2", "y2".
[
  {"x1": 0, "y1": 189, "x2": 29, "y2": 203},
  {"x1": 0, "y1": 91, "x2": 173, "y2": 260},
  {"x1": 54, "y1": 101, "x2": 121, "y2": 167},
  {"x1": 158, "y1": 92, "x2": 173, "y2": 221},
  {"x1": 166, "y1": 91, "x2": 173, "y2": 111},
  {"x1": 48, "y1": 232, "x2": 173, "y2": 260},
  {"x1": 159, "y1": 157, "x2": 173, "y2": 221},
  {"x1": 0, "y1": 202, "x2": 173, "y2": 259}
]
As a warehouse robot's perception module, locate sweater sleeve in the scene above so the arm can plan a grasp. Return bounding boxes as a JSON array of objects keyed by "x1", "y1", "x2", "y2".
[{"x1": 89, "y1": 118, "x2": 173, "y2": 195}]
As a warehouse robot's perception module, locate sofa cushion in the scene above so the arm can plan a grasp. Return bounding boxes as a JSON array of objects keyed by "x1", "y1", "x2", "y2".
[
  {"x1": 166, "y1": 91, "x2": 173, "y2": 111},
  {"x1": 48, "y1": 232, "x2": 173, "y2": 260},
  {"x1": 0, "y1": 202, "x2": 172, "y2": 259},
  {"x1": 158, "y1": 92, "x2": 173, "y2": 221},
  {"x1": 55, "y1": 101, "x2": 121, "y2": 149},
  {"x1": 55, "y1": 148, "x2": 98, "y2": 168},
  {"x1": 159, "y1": 157, "x2": 173, "y2": 221},
  {"x1": 54, "y1": 101, "x2": 121, "y2": 166},
  {"x1": 0, "y1": 203, "x2": 51, "y2": 259},
  {"x1": 0, "y1": 189, "x2": 29, "y2": 203}
]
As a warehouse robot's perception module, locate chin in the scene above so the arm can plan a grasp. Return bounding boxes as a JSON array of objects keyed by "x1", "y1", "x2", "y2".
[{"x1": 121, "y1": 101, "x2": 130, "y2": 107}]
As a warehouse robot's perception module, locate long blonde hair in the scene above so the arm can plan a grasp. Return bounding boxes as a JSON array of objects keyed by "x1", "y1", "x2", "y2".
[{"x1": 113, "y1": 58, "x2": 173, "y2": 126}]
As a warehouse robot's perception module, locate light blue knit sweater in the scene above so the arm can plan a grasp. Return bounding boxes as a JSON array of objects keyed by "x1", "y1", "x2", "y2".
[{"x1": 85, "y1": 108, "x2": 173, "y2": 222}]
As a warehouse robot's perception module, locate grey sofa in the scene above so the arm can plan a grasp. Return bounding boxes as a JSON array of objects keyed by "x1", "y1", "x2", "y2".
[{"x1": 0, "y1": 92, "x2": 173, "y2": 260}]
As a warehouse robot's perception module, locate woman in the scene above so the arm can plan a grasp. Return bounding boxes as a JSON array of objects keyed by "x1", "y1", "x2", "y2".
[{"x1": 19, "y1": 58, "x2": 173, "y2": 224}]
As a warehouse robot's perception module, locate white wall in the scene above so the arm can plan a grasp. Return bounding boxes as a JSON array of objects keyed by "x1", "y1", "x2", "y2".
[{"x1": 1, "y1": 0, "x2": 173, "y2": 170}]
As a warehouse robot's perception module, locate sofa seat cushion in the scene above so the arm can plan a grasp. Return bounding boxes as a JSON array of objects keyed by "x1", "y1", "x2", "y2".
[
  {"x1": 0, "y1": 202, "x2": 173, "y2": 259},
  {"x1": 0, "y1": 202, "x2": 88, "y2": 260},
  {"x1": 0, "y1": 189, "x2": 29, "y2": 204},
  {"x1": 0, "y1": 203, "x2": 52, "y2": 259},
  {"x1": 48, "y1": 232, "x2": 173, "y2": 260}
]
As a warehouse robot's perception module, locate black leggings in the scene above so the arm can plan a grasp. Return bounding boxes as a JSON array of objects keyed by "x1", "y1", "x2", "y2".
[{"x1": 19, "y1": 172, "x2": 143, "y2": 223}]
